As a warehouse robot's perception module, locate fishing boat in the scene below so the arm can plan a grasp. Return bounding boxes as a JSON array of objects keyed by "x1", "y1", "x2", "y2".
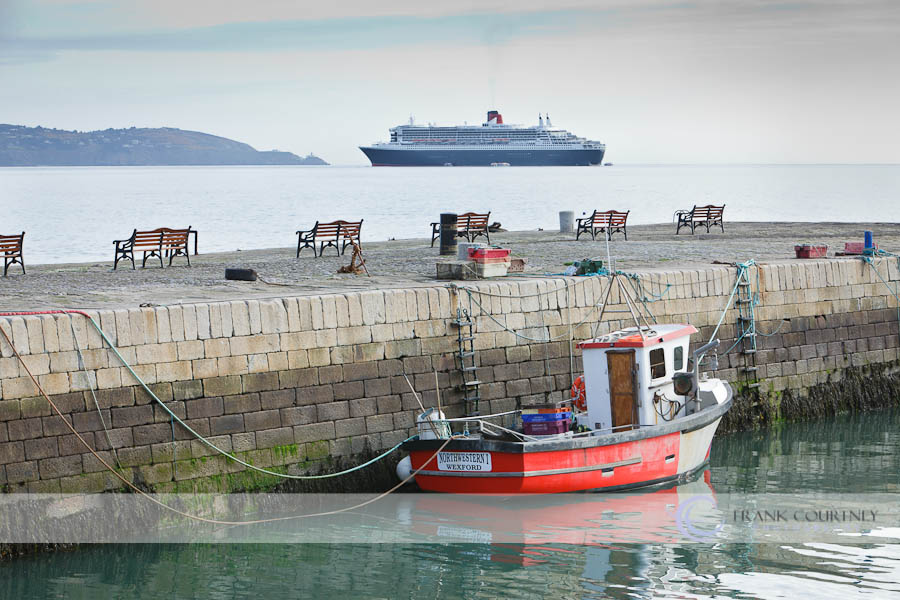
[{"x1": 399, "y1": 276, "x2": 733, "y2": 494}]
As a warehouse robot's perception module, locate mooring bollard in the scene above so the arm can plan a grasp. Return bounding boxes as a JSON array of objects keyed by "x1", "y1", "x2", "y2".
[
  {"x1": 439, "y1": 213, "x2": 458, "y2": 256},
  {"x1": 559, "y1": 211, "x2": 574, "y2": 233},
  {"x1": 864, "y1": 230, "x2": 875, "y2": 254}
]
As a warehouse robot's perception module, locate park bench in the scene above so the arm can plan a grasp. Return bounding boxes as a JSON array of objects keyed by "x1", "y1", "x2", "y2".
[
  {"x1": 674, "y1": 204, "x2": 725, "y2": 234},
  {"x1": 296, "y1": 219, "x2": 363, "y2": 257},
  {"x1": 1, "y1": 232, "x2": 25, "y2": 276},
  {"x1": 430, "y1": 211, "x2": 491, "y2": 246},
  {"x1": 113, "y1": 227, "x2": 192, "y2": 270},
  {"x1": 575, "y1": 210, "x2": 630, "y2": 241}
]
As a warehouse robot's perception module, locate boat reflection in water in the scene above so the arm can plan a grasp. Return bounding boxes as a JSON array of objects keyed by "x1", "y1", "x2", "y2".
[{"x1": 393, "y1": 471, "x2": 720, "y2": 547}]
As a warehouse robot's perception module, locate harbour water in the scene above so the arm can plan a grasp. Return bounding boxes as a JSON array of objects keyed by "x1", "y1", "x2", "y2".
[
  {"x1": 2, "y1": 407, "x2": 897, "y2": 599},
  {"x1": 3, "y1": 164, "x2": 899, "y2": 265}
]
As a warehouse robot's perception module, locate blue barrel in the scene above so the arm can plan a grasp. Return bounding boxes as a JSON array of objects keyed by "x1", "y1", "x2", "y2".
[{"x1": 865, "y1": 230, "x2": 874, "y2": 252}]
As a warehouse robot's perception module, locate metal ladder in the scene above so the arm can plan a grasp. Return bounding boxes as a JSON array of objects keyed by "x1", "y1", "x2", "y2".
[
  {"x1": 735, "y1": 265, "x2": 760, "y2": 389},
  {"x1": 452, "y1": 306, "x2": 481, "y2": 417}
]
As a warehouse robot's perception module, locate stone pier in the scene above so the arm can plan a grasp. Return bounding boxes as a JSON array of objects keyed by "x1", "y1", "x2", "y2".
[{"x1": 1, "y1": 257, "x2": 899, "y2": 493}]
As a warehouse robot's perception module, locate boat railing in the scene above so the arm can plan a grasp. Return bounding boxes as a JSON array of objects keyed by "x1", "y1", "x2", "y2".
[{"x1": 429, "y1": 409, "x2": 645, "y2": 442}]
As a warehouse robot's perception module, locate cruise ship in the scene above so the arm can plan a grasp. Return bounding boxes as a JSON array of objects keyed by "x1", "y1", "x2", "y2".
[{"x1": 360, "y1": 110, "x2": 605, "y2": 166}]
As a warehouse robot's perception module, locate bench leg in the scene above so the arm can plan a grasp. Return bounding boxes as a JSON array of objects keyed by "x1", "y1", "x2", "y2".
[
  {"x1": 168, "y1": 250, "x2": 190, "y2": 267},
  {"x1": 117, "y1": 252, "x2": 135, "y2": 270}
]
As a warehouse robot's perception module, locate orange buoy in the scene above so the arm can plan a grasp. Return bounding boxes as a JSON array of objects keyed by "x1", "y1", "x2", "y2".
[{"x1": 571, "y1": 375, "x2": 586, "y2": 411}]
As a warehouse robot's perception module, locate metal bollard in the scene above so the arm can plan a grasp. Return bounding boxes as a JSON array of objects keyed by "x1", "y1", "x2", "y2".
[{"x1": 439, "y1": 213, "x2": 458, "y2": 256}]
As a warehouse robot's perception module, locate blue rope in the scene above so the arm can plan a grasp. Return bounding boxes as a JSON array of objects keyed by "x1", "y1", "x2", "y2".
[{"x1": 862, "y1": 256, "x2": 900, "y2": 346}]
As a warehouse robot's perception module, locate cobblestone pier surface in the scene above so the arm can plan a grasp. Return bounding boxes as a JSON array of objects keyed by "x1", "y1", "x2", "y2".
[
  {"x1": 4, "y1": 222, "x2": 900, "y2": 309},
  {"x1": 1, "y1": 222, "x2": 899, "y2": 493}
]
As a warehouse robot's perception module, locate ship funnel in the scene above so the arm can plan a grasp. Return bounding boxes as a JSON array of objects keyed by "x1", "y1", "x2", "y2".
[
  {"x1": 539, "y1": 114, "x2": 544, "y2": 127},
  {"x1": 486, "y1": 110, "x2": 503, "y2": 125},
  {"x1": 546, "y1": 113, "x2": 552, "y2": 127}
]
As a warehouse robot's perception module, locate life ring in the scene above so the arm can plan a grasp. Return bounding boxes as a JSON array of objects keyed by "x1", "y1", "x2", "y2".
[{"x1": 571, "y1": 375, "x2": 586, "y2": 411}]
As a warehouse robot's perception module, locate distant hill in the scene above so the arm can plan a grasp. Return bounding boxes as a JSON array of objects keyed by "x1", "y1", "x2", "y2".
[{"x1": 0, "y1": 125, "x2": 328, "y2": 166}]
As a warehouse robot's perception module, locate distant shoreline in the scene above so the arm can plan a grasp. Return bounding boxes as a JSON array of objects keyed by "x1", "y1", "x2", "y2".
[{"x1": 0, "y1": 124, "x2": 328, "y2": 167}]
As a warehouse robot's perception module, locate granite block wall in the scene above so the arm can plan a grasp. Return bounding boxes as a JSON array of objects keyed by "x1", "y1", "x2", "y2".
[{"x1": 1, "y1": 257, "x2": 898, "y2": 492}]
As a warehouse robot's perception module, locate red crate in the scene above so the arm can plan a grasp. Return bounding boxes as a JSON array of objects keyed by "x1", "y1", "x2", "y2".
[
  {"x1": 468, "y1": 247, "x2": 511, "y2": 263},
  {"x1": 524, "y1": 419, "x2": 571, "y2": 436},
  {"x1": 843, "y1": 242, "x2": 876, "y2": 255},
  {"x1": 794, "y1": 245, "x2": 827, "y2": 258}
]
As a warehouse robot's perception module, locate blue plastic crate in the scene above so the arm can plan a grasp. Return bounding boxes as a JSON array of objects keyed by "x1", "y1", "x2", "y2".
[{"x1": 521, "y1": 412, "x2": 572, "y2": 423}]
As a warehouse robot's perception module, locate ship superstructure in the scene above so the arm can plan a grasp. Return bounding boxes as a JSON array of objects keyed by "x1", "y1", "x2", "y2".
[{"x1": 360, "y1": 110, "x2": 605, "y2": 166}]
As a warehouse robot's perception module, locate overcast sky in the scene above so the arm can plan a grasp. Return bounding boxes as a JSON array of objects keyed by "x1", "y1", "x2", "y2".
[{"x1": 2, "y1": 0, "x2": 898, "y2": 164}]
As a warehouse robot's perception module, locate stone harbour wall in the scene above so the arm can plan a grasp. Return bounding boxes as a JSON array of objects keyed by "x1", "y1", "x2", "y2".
[{"x1": 1, "y1": 257, "x2": 899, "y2": 493}]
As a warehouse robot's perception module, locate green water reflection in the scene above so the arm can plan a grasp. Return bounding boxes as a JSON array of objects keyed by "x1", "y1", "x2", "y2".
[{"x1": 2, "y1": 407, "x2": 898, "y2": 599}]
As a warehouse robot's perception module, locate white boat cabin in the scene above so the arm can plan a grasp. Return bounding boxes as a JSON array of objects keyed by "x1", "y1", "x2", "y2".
[{"x1": 577, "y1": 324, "x2": 698, "y2": 433}]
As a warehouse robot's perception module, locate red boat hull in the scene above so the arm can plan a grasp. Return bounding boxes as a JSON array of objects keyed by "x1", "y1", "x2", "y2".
[{"x1": 404, "y1": 397, "x2": 729, "y2": 494}]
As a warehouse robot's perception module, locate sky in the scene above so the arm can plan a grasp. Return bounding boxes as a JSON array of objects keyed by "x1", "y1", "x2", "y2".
[{"x1": 1, "y1": 0, "x2": 899, "y2": 164}]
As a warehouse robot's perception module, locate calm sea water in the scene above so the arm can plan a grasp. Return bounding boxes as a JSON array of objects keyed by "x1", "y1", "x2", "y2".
[
  {"x1": 2, "y1": 408, "x2": 898, "y2": 599},
  {"x1": 2, "y1": 165, "x2": 899, "y2": 264}
]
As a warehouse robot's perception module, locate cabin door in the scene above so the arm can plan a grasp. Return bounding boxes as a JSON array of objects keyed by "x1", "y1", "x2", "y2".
[{"x1": 606, "y1": 350, "x2": 637, "y2": 430}]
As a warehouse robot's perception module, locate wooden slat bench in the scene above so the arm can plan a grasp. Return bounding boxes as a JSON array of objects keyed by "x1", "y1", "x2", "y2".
[
  {"x1": 1, "y1": 232, "x2": 25, "y2": 276},
  {"x1": 575, "y1": 210, "x2": 630, "y2": 241},
  {"x1": 296, "y1": 219, "x2": 363, "y2": 257},
  {"x1": 674, "y1": 204, "x2": 725, "y2": 234},
  {"x1": 430, "y1": 211, "x2": 491, "y2": 246},
  {"x1": 113, "y1": 227, "x2": 192, "y2": 270}
]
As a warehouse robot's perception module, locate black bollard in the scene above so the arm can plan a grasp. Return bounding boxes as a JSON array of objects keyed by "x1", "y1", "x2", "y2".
[{"x1": 439, "y1": 213, "x2": 458, "y2": 256}]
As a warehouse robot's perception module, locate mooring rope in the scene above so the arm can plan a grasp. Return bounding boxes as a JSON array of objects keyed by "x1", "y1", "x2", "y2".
[
  {"x1": 463, "y1": 287, "x2": 605, "y2": 343},
  {"x1": 0, "y1": 313, "x2": 462, "y2": 527},
  {"x1": 67, "y1": 315, "x2": 119, "y2": 467},
  {"x1": 861, "y1": 254, "x2": 900, "y2": 346},
  {"x1": 0, "y1": 310, "x2": 413, "y2": 481}
]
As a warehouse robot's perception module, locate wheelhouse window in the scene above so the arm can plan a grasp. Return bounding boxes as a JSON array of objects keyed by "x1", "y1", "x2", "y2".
[
  {"x1": 674, "y1": 346, "x2": 684, "y2": 371},
  {"x1": 650, "y1": 348, "x2": 666, "y2": 379}
]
